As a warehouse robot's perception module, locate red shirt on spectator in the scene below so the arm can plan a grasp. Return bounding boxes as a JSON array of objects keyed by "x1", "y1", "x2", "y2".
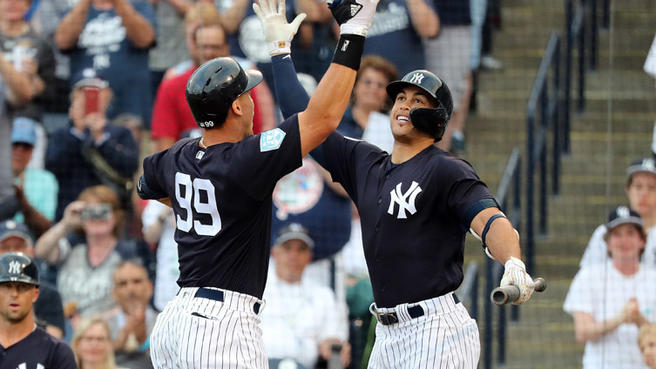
[{"x1": 151, "y1": 67, "x2": 263, "y2": 142}]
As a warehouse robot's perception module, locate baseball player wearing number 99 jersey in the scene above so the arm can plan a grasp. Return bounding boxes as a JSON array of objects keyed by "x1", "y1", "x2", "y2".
[
  {"x1": 267, "y1": 38, "x2": 539, "y2": 368},
  {"x1": 136, "y1": 0, "x2": 383, "y2": 366}
]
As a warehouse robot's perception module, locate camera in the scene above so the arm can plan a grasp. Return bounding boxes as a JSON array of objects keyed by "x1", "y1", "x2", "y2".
[{"x1": 80, "y1": 203, "x2": 112, "y2": 221}]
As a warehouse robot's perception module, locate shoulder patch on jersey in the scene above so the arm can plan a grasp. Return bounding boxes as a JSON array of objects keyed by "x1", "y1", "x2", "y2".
[{"x1": 260, "y1": 128, "x2": 286, "y2": 152}]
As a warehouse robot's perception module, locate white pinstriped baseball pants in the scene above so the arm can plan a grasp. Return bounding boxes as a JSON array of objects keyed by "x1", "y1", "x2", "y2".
[
  {"x1": 150, "y1": 287, "x2": 268, "y2": 369},
  {"x1": 368, "y1": 293, "x2": 480, "y2": 369}
]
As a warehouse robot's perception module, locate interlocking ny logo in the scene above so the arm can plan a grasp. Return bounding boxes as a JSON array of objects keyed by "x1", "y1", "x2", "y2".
[
  {"x1": 388, "y1": 181, "x2": 422, "y2": 219},
  {"x1": 408, "y1": 72, "x2": 425, "y2": 84},
  {"x1": 8, "y1": 260, "x2": 21, "y2": 274}
]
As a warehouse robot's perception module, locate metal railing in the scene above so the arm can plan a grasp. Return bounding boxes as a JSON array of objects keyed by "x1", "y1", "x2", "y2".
[
  {"x1": 482, "y1": 148, "x2": 522, "y2": 369},
  {"x1": 526, "y1": 32, "x2": 561, "y2": 277}
]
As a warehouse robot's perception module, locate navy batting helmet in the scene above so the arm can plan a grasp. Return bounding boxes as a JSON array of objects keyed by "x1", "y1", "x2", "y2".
[
  {"x1": 0, "y1": 252, "x2": 39, "y2": 286},
  {"x1": 186, "y1": 57, "x2": 263, "y2": 129},
  {"x1": 386, "y1": 70, "x2": 453, "y2": 141}
]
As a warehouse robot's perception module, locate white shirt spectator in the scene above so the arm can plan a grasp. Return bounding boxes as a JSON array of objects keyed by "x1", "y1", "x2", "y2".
[
  {"x1": 141, "y1": 200, "x2": 179, "y2": 311},
  {"x1": 564, "y1": 262, "x2": 656, "y2": 369},
  {"x1": 261, "y1": 273, "x2": 348, "y2": 369},
  {"x1": 580, "y1": 225, "x2": 656, "y2": 268}
]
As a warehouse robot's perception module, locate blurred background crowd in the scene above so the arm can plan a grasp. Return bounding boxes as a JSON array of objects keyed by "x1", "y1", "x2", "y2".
[{"x1": 0, "y1": 0, "x2": 655, "y2": 367}]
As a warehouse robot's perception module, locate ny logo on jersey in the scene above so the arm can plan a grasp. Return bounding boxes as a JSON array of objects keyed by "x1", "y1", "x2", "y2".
[
  {"x1": 408, "y1": 72, "x2": 425, "y2": 85},
  {"x1": 387, "y1": 181, "x2": 422, "y2": 219},
  {"x1": 8, "y1": 260, "x2": 21, "y2": 274},
  {"x1": 15, "y1": 363, "x2": 45, "y2": 369}
]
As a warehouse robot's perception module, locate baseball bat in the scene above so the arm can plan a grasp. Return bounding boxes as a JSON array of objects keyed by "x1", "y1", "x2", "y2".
[{"x1": 491, "y1": 277, "x2": 547, "y2": 305}]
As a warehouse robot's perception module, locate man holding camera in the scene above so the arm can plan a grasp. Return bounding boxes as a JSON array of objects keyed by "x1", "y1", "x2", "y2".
[{"x1": 46, "y1": 72, "x2": 139, "y2": 220}]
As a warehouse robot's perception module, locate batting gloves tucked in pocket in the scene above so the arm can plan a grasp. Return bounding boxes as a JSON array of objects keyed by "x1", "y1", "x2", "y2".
[
  {"x1": 500, "y1": 257, "x2": 535, "y2": 305},
  {"x1": 326, "y1": 0, "x2": 380, "y2": 37}
]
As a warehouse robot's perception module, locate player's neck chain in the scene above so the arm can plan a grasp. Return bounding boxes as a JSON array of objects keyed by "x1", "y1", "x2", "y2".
[{"x1": 199, "y1": 138, "x2": 207, "y2": 149}]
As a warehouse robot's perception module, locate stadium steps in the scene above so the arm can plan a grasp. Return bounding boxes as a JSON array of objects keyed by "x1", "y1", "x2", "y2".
[{"x1": 457, "y1": 0, "x2": 655, "y2": 367}]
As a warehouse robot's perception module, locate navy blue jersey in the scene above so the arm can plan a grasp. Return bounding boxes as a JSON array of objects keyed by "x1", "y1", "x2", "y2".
[
  {"x1": 0, "y1": 327, "x2": 77, "y2": 369},
  {"x1": 141, "y1": 115, "x2": 302, "y2": 298},
  {"x1": 314, "y1": 132, "x2": 495, "y2": 308}
]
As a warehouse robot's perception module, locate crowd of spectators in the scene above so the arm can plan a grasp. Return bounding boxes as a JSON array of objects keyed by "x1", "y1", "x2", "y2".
[{"x1": 0, "y1": 0, "x2": 518, "y2": 367}]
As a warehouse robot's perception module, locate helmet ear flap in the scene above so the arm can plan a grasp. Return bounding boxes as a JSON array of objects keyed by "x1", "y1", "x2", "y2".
[{"x1": 409, "y1": 107, "x2": 450, "y2": 141}]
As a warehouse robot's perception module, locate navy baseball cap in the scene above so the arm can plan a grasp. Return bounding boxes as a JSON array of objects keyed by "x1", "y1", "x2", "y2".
[
  {"x1": 274, "y1": 223, "x2": 314, "y2": 249},
  {"x1": 627, "y1": 157, "x2": 656, "y2": 178},
  {"x1": 0, "y1": 220, "x2": 33, "y2": 246},
  {"x1": 605, "y1": 206, "x2": 645, "y2": 237},
  {"x1": 72, "y1": 68, "x2": 109, "y2": 90},
  {"x1": 11, "y1": 117, "x2": 37, "y2": 146}
]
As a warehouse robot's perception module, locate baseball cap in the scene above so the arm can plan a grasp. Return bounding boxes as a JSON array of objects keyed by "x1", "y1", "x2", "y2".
[
  {"x1": 605, "y1": 206, "x2": 645, "y2": 236},
  {"x1": 0, "y1": 220, "x2": 33, "y2": 246},
  {"x1": 11, "y1": 117, "x2": 37, "y2": 146},
  {"x1": 627, "y1": 157, "x2": 656, "y2": 178},
  {"x1": 274, "y1": 223, "x2": 314, "y2": 249},
  {"x1": 72, "y1": 68, "x2": 109, "y2": 90}
]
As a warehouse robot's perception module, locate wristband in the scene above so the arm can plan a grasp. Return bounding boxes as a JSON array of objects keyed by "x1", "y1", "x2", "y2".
[
  {"x1": 269, "y1": 40, "x2": 291, "y2": 56},
  {"x1": 332, "y1": 34, "x2": 365, "y2": 70}
]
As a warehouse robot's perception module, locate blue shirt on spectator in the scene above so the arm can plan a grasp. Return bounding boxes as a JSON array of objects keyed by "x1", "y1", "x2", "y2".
[
  {"x1": 364, "y1": 0, "x2": 434, "y2": 75},
  {"x1": 46, "y1": 124, "x2": 139, "y2": 220},
  {"x1": 62, "y1": 0, "x2": 156, "y2": 122}
]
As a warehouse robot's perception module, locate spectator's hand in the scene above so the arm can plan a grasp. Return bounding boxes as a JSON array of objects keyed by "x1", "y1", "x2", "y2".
[
  {"x1": 319, "y1": 338, "x2": 351, "y2": 367},
  {"x1": 253, "y1": 0, "x2": 306, "y2": 56},
  {"x1": 63, "y1": 201, "x2": 85, "y2": 229},
  {"x1": 84, "y1": 113, "x2": 107, "y2": 142},
  {"x1": 499, "y1": 256, "x2": 535, "y2": 305},
  {"x1": 21, "y1": 57, "x2": 38, "y2": 76},
  {"x1": 623, "y1": 298, "x2": 643, "y2": 325},
  {"x1": 327, "y1": 0, "x2": 379, "y2": 36}
]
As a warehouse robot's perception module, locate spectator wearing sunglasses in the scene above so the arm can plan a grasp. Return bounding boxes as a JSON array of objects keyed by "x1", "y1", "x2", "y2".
[{"x1": 35, "y1": 185, "x2": 138, "y2": 326}]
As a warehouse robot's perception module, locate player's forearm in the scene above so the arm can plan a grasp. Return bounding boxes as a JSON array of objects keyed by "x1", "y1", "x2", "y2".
[
  {"x1": 471, "y1": 207, "x2": 521, "y2": 263},
  {"x1": 271, "y1": 54, "x2": 310, "y2": 118},
  {"x1": 299, "y1": 62, "x2": 356, "y2": 155}
]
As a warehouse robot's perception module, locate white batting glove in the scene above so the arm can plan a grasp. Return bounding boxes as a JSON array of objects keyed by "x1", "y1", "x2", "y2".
[
  {"x1": 326, "y1": 0, "x2": 380, "y2": 37},
  {"x1": 253, "y1": 0, "x2": 306, "y2": 56},
  {"x1": 499, "y1": 257, "x2": 535, "y2": 305}
]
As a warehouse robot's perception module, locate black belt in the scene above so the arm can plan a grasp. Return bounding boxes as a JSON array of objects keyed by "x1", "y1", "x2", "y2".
[
  {"x1": 376, "y1": 294, "x2": 459, "y2": 326},
  {"x1": 192, "y1": 287, "x2": 261, "y2": 314}
]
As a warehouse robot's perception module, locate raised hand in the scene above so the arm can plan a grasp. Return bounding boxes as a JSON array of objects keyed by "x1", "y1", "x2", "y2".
[
  {"x1": 326, "y1": 0, "x2": 380, "y2": 37},
  {"x1": 253, "y1": 0, "x2": 307, "y2": 55}
]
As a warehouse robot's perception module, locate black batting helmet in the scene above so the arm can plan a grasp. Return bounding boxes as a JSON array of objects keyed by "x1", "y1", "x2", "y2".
[
  {"x1": 386, "y1": 70, "x2": 453, "y2": 141},
  {"x1": 186, "y1": 57, "x2": 263, "y2": 129},
  {"x1": 0, "y1": 252, "x2": 39, "y2": 286}
]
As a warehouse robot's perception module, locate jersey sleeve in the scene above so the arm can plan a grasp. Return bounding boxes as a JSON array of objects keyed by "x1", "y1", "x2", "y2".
[
  {"x1": 441, "y1": 158, "x2": 497, "y2": 228},
  {"x1": 312, "y1": 132, "x2": 383, "y2": 204},
  {"x1": 141, "y1": 149, "x2": 169, "y2": 198},
  {"x1": 50, "y1": 340, "x2": 77, "y2": 369},
  {"x1": 226, "y1": 115, "x2": 303, "y2": 200}
]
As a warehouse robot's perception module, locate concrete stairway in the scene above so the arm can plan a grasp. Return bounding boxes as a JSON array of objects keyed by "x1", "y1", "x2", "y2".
[{"x1": 458, "y1": 1, "x2": 656, "y2": 368}]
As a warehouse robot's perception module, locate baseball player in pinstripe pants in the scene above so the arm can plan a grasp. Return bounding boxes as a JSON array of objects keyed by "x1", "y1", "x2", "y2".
[
  {"x1": 137, "y1": 0, "x2": 381, "y2": 367},
  {"x1": 257, "y1": 4, "x2": 539, "y2": 366}
]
